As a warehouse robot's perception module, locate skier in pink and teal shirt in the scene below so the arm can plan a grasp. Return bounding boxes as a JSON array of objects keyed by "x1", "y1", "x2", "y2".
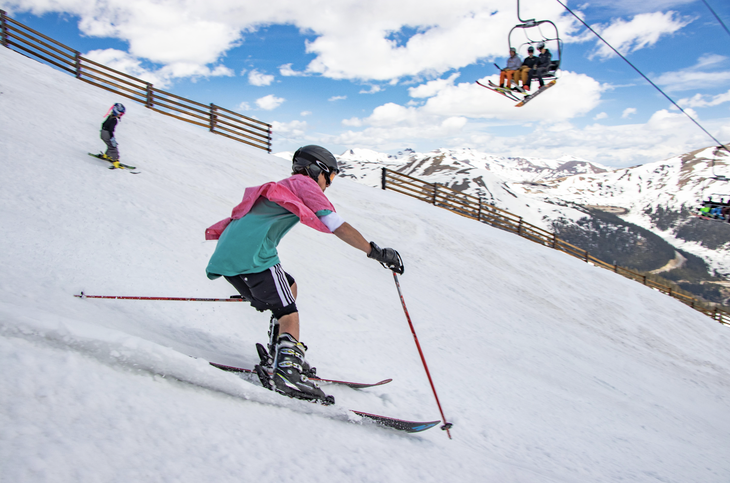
[{"x1": 205, "y1": 145, "x2": 403, "y2": 403}]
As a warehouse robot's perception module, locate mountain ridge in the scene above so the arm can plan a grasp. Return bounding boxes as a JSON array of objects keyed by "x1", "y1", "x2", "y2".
[{"x1": 309, "y1": 145, "x2": 730, "y2": 304}]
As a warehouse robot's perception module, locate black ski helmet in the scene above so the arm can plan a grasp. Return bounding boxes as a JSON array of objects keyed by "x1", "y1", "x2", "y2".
[{"x1": 292, "y1": 145, "x2": 339, "y2": 185}]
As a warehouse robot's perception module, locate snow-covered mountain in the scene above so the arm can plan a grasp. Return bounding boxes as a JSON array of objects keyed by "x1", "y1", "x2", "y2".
[{"x1": 319, "y1": 146, "x2": 730, "y2": 304}]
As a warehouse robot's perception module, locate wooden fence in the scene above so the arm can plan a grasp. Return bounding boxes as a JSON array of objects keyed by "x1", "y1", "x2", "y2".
[
  {"x1": 381, "y1": 168, "x2": 730, "y2": 326},
  {"x1": 0, "y1": 10, "x2": 272, "y2": 152}
]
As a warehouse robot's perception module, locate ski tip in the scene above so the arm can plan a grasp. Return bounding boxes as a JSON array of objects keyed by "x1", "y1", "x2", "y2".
[
  {"x1": 209, "y1": 361, "x2": 252, "y2": 374},
  {"x1": 351, "y1": 410, "x2": 441, "y2": 433}
]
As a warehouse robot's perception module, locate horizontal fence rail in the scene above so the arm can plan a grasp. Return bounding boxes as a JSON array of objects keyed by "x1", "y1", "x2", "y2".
[
  {"x1": 1, "y1": 10, "x2": 272, "y2": 153},
  {"x1": 381, "y1": 168, "x2": 730, "y2": 326}
]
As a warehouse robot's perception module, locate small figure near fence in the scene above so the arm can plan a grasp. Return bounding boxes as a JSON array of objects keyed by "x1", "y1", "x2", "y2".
[{"x1": 100, "y1": 103, "x2": 125, "y2": 168}]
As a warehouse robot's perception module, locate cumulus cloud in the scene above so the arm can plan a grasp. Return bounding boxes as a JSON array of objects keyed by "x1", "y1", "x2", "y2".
[
  {"x1": 594, "y1": 112, "x2": 608, "y2": 120},
  {"x1": 83, "y1": 48, "x2": 233, "y2": 88},
  {"x1": 678, "y1": 90, "x2": 730, "y2": 109},
  {"x1": 588, "y1": 11, "x2": 693, "y2": 60},
  {"x1": 622, "y1": 107, "x2": 636, "y2": 118},
  {"x1": 248, "y1": 69, "x2": 275, "y2": 86},
  {"x1": 654, "y1": 54, "x2": 730, "y2": 92},
  {"x1": 329, "y1": 95, "x2": 347, "y2": 102},
  {"x1": 4, "y1": 0, "x2": 576, "y2": 82},
  {"x1": 359, "y1": 85, "x2": 382, "y2": 94},
  {"x1": 256, "y1": 94, "x2": 285, "y2": 110}
]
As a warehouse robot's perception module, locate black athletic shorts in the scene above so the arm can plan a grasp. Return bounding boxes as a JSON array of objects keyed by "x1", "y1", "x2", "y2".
[{"x1": 224, "y1": 264, "x2": 297, "y2": 318}]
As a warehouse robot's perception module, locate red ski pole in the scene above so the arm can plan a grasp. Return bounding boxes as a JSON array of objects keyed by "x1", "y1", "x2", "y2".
[
  {"x1": 75, "y1": 292, "x2": 246, "y2": 302},
  {"x1": 392, "y1": 272, "x2": 453, "y2": 439}
]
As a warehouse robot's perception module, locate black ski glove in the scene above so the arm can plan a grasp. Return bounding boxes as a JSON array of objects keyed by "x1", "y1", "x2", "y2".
[{"x1": 367, "y1": 242, "x2": 404, "y2": 274}]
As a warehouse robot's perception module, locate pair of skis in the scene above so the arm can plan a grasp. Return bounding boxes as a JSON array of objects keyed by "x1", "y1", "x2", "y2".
[
  {"x1": 209, "y1": 360, "x2": 440, "y2": 433},
  {"x1": 476, "y1": 79, "x2": 556, "y2": 107},
  {"x1": 87, "y1": 152, "x2": 140, "y2": 173}
]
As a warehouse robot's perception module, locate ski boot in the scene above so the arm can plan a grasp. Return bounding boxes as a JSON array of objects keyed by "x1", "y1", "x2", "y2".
[
  {"x1": 264, "y1": 333, "x2": 334, "y2": 405},
  {"x1": 255, "y1": 316, "x2": 317, "y2": 377}
]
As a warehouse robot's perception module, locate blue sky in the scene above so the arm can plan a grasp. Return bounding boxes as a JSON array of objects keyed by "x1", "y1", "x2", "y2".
[{"x1": 3, "y1": 0, "x2": 729, "y2": 167}]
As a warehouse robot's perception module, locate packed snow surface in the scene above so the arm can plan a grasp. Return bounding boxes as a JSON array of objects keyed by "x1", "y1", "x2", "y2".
[{"x1": 1, "y1": 47, "x2": 730, "y2": 482}]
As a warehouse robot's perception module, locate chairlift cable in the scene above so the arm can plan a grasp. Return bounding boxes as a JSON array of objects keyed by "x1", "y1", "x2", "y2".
[
  {"x1": 702, "y1": 0, "x2": 730, "y2": 40},
  {"x1": 554, "y1": 0, "x2": 729, "y2": 157}
]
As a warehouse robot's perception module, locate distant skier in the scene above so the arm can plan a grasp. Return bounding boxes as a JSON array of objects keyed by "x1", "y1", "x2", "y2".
[
  {"x1": 100, "y1": 103, "x2": 125, "y2": 168},
  {"x1": 205, "y1": 145, "x2": 404, "y2": 403}
]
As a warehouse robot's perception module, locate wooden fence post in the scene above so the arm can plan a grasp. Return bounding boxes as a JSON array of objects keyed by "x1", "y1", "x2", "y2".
[
  {"x1": 1, "y1": 10, "x2": 7, "y2": 48},
  {"x1": 146, "y1": 83, "x2": 154, "y2": 108},
  {"x1": 74, "y1": 52, "x2": 81, "y2": 78},
  {"x1": 432, "y1": 183, "x2": 438, "y2": 205},
  {"x1": 209, "y1": 103, "x2": 218, "y2": 132},
  {"x1": 478, "y1": 198, "x2": 482, "y2": 221},
  {"x1": 518, "y1": 218, "x2": 523, "y2": 235},
  {"x1": 381, "y1": 168, "x2": 387, "y2": 190}
]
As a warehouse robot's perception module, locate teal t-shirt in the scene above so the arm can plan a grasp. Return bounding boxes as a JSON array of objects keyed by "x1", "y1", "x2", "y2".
[{"x1": 206, "y1": 199, "x2": 331, "y2": 278}]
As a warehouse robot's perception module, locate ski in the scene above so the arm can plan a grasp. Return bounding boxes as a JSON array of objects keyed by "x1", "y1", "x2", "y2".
[
  {"x1": 209, "y1": 361, "x2": 392, "y2": 390},
  {"x1": 515, "y1": 80, "x2": 557, "y2": 107},
  {"x1": 351, "y1": 410, "x2": 441, "y2": 433},
  {"x1": 87, "y1": 152, "x2": 139, "y2": 172},
  {"x1": 476, "y1": 80, "x2": 521, "y2": 102}
]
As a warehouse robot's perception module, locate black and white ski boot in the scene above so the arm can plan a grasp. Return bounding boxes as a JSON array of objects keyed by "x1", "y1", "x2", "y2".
[
  {"x1": 256, "y1": 316, "x2": 316, "y2": 377},
  {"x1": 268, "y1": 333, "x2": 334, "y2": 405}
]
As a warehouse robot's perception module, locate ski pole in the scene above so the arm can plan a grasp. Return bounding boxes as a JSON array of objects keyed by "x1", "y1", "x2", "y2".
[
  {"x1": 392, "y1": 272, "x2": 453, "y2": 439},
  {"x1": 75, "y1": 292, "x2": 246, "y2": 302}
]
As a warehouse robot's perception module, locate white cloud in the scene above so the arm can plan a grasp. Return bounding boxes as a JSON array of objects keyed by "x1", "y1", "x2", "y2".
[
  {"x1": 248, "y1": 69, "x2": 275, "y2": 86},
  {"x1": 588, "y1": 11, "x2": 693, "y2": 60},
  {"x1": 300, "y1": 111, "x2": 312, "y2": 116},
  {"x1": 342, "y1": 117, "x2": 363, "y2": 127},
  {"x1": 239, "y1": 102, "x2": 252, "y2": 111},
  {"x1": 594, "y1": 112, "x2": 608, "y2": 120},
  {"x1": 622, "y1": 107, "x2": 636, "y2": 118},
  {"x1": 7, "y1": 0, "x2": 576, "y2": 82},
  {"x1": 272, "y1": 120, "x2": 308, "y2": 137},
  {"x1": 654, "y1": 54, "x2": 730, "y2": 93},
  {"x1": 408, "y1": 73, "x2": 460, "y2": 98},
  {"x1": 330, "y1": 70, "x2": 604, "y2": 151},
  {"x1": 256, "y1": 94, "x2": 285, "y2": 110},
  {"x1": 83, "y1": 48, "x2": 233, "y2": 88},
  {"x1": 359, "y1": 85, "x2": 382, "y2": 94},
  {"x1": 279, "y1": 63, "x2": 307, "y2": 77},
  {"x1": 678, "y1": 90, "x2": 730, "y2": 109},
  {"x1": 329, "y1": 95, "x2": 347, "y2": 102}
]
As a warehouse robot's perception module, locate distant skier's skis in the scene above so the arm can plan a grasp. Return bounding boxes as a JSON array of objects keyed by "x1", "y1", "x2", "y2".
[{"x1": 87, "y1": 152, "x2": 140, "y2": 173}]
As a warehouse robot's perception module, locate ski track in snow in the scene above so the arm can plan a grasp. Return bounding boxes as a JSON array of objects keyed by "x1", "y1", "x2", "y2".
[{"x1": 2, "y1": 46, "x2": 730, "y2": 482}]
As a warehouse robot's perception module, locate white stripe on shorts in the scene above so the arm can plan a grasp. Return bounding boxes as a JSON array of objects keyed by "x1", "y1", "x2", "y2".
[{"x1": 270, "y1": 264, "x2": 295, "y2": 306}]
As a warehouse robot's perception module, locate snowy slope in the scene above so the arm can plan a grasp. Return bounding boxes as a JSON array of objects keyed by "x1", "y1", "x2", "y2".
[{"x1": 2, "y1": 46, "x2": 730, "y2": 483}]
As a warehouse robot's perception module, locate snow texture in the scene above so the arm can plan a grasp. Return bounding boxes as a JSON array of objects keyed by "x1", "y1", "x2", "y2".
[{"x1": 1, "y1": 46, "x2": 730, "y2": 482}]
